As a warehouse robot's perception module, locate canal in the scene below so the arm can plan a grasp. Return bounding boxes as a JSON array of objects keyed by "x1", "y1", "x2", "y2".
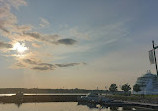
[{"x1": 0, "y1": 102, "x2": 156, "y2": 111}]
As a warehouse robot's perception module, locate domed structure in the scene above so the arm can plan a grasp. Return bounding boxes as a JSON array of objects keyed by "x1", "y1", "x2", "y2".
[{"x1": 135, "y1": 71, "x2": 158, "y2": 94}]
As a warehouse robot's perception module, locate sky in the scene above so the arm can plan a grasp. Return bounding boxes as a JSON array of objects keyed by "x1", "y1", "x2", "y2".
[{"x1": 0, "y1": 0, "x2": 158, "y2": 89}]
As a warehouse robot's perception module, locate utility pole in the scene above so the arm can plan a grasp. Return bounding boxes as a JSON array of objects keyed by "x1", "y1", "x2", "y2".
[{"x1": 152, "y1": 40, "x2": 158, "y2": 76}]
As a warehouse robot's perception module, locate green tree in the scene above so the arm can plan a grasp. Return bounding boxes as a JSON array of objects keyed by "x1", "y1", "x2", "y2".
[
  {"x1": 133, "y1": 84, "x2": 141, "y2": 93},
  {"x1": 121, "y1": 83, "x2": 131, "y2": 95},
  {"x1": 109, "y1": 84, "x2": 118, "y2": 93}
]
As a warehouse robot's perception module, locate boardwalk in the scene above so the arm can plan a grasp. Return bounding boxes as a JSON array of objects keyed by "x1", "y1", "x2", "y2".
[{"x1": 123, "y1": 101, "x2": 158, "y2": 109}]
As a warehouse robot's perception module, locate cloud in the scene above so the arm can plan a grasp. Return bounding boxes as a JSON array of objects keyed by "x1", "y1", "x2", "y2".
[
  {"x1": 24, "y1": 32, "x2": 77, "y2": 45},
  {"x1": 55, "y1": 63, "x2": 81, "y2": 67},
  {"x1": 0, "y1": 0, "x2": 77, "y2": 46},
  {"x1": 32, "y1": 43, "x2": 40, "y2": 48},
  {"x1": 0, "y1": 41, "x2": 12, "y2": 49},
  {"x1": 0, "y1": 0, "x2": 81, "y2": 71},
  {"x1": 15, "y1": 62, "x2": 25, "y2": 67},
  {"x1": 32, "y1": 66, "x2": 54, "y2": 71},
  {"x1": 39, "y1": 17, "x2": 50, "y2": 28},
  {"x1": 69, "y1": 28, "x2": 89, "y2": 40},
  {"x1": 17, "y1": 58, "x2": 84, "y2": 71},
  {"x1": 0, "y1": 0, "x2": 31, "y2": 41},
  {"x1": 24, "y1": 32, "x2": 59, "y2": 42},
  {"x1": 56, "y1": 39, "x2": 77, "y2": 45},
  {"x1": 32, "y1": 62, "x2": 55, "y2": 71},
  {"x1": 39, "y1": 63, "x2": 54, "y2": 67},
  {"x1": 23, "y1": 59, "x2": 38, "y2": 65},
  {"x1": 0, "y1": 0, "x2": 77, "y2": 45},
  {"x1": 0, "y1": 5, "x2": 16, "y2": 34},
  {"x1": 32, "y1": 62, "x2": 56, "y2": 71},
  {"x1": 0, "y1": 0, "x2": 27, "y2": 9}
]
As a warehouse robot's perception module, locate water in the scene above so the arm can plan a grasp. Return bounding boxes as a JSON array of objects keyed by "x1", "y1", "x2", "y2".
[
  {"x1": 0, "y1": 94, "x2": 15, "y2": 96},
  {"x1": 0, "y1": 102, "x2": 156, "y2": 111}
]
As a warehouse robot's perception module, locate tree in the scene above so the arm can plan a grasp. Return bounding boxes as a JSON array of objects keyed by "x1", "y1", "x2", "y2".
[
  {"x1": 133, "y1": 84, "x2": 141, "y2": 93},
  {"x1": 109, "y1": 84, "x2": 118, "y2": 93},
  {"x1": 121, "y1": 83, "x2": 131, "y2": 95}
]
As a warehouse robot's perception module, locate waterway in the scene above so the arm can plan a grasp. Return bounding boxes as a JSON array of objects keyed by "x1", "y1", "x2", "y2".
[{"x1": 0, "y1": 102, "x2": 156, "y2": 111}]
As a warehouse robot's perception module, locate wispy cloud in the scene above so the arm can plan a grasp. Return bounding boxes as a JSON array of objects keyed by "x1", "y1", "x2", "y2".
[
  {"x1": 1, "y1": 0, "x2": 27, "y2": 9},
  {"x1": 0, "y1": 41, "x2": 12, "y2": 49},
  {"x1": 23, "y1": 32, "x2": 59, "y2": 43},
  {"x1": 0, "y1": 0, "x2": 81, "y2": 71},
  {"x1": 0, "y1": 0, "x2": 77, "y2": 45},
  {"x1": 69, "y1": 28, "x2": 90, "y2": 40},
  {"x1": 39, "y1": 17, "x2": 50, "y2": 28},
  {"x1": 56, "y1": 63, "x2": 85, "y2": 67},
  {"x1": 24, "y1": 32, "x2": 77, "y2": 45},
  {"x1": 14, "y1": 58, "x2": 84, "y2": 71},
  {"x1": 15, "y1": 62, "x2": 25, "y2": 67},
  {"x1": 23, "y1": 58, "x2": 38, "y2": 65},
  {"x1": 32, "y1": 43, "x2": 40, "y2": 48},
  {"x1": 0, "y1": 0, "x2": 30, "y2": 38}
]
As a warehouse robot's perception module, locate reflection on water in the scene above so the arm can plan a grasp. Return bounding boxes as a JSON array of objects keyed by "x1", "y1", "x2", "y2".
[
  {"x1": 14, "y1": 102, "x2": 22, "y2": 108},
  {"x1": 0, "y1": 94, "x2": 15, "y2": 96},
  {"x1": 77, "y1": 102, "x2": 156, "y2": 111},
  {"x1": 0, "y1": 102, "x2": 156, "y2": 111}
]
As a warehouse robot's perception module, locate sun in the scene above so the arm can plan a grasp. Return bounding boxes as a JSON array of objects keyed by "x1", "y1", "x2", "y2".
[{"x1": 13, "y1": 42, "x2": 28, "y2": 53}]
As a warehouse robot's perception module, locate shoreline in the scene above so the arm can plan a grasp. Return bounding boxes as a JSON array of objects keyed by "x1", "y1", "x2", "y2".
[
  {"x1": 0, "y1": 94, "x2": 158, "y2": 109},
  {"x1": 104, "y1": 94, "x2": 158, "y2": 104}
]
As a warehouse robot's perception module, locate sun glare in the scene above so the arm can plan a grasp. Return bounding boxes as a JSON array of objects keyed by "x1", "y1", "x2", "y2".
[{"x1": 13, "y1": 42, "x2": 28, "y2": 53}]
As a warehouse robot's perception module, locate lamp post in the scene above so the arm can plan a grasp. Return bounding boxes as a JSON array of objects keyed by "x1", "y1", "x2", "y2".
[{"x1": 152, "y1": 40, "x2": 158, "y2": 76}]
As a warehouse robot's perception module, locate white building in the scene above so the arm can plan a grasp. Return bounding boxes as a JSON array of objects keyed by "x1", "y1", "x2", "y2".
[{"x1": 135, "y1": 71, "x2": 158, "y2": 94}]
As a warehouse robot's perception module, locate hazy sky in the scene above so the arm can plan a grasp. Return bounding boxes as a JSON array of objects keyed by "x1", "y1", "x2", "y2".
[{"x1": 0, "y1": 0, "x2": 158, "y2": 89}]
